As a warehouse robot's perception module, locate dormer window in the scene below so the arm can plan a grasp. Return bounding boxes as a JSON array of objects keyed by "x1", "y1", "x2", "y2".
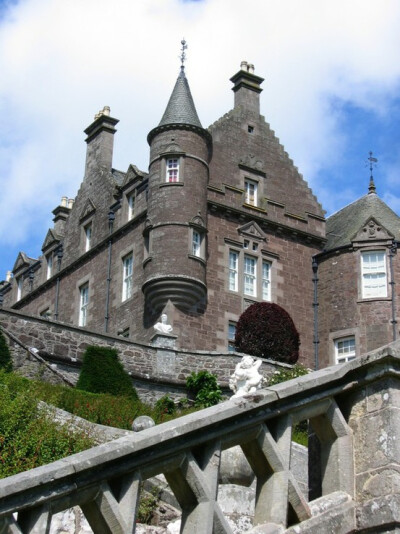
[
  {"x1": 17, "y1": 277, "x2": 23, "y2": 301},
  {"x1": 46, "y1": 254, "x2": 53, "y2": 280},
  {"x1": 127, "y1": 193, "x2": 135, "y2": 221},
  {"x1": 84, "y1": 223, "x2": 92, "y2": 252},
  {"x1": 245, "y1": 179, "x2": 258, "y2": 206},
  {"x1": 166, "y1": 158, "x2": 179, "y2": 183}
]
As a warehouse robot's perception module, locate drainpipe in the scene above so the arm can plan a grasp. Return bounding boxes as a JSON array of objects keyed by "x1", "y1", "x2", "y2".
[
  {"x1": 54, "y1": 244, "x2": 63, "y2": 321},
  {"x1": 312, "y1": 257, "x2": 319, "y2": 370},
  {"x1": 389, "y1": 243, "x2": 398, "y2": 341},
  {"x1": 104, "y1": 210, "x2": 115, "y2": 333}
]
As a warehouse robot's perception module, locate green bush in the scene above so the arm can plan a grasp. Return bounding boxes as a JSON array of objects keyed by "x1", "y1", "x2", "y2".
[
  {"x1": 0, "y1": 329, "x2": 12, "y2": 372},
  {"x1": 155, "y1": 395, "x2": 176, "y2": 419},
  {"x1": 76, "y1": 346, "x2": 138, "y2": 399},
  {"x1": 186, "y1": 371, "x2": 222, "y2": 408},
  {"x1": 0, "y1": 371, "x2": 93, "y2": 478},
  {"x1": 235, "y1": 302, "x2": 300, "y2": 364},
  {"x1": 267, "y1": 364, "x2": 309, "y2": 386}
]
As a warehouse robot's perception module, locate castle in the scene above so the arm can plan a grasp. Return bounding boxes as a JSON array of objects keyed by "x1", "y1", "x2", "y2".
[{"x1": 1, "y1": 58, "x2": 399, "y2": 370}]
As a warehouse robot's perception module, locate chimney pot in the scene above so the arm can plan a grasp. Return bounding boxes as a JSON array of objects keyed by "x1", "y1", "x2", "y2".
[{"x1": 61, "y1": 196, "x2": 68, "y2": 207}]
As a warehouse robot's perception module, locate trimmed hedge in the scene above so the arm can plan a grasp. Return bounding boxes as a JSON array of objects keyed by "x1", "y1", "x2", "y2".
[
  {"x1": 235, "y1": 302, "x2": 300, "y2": 364},
  {"x1": 0, "y1": 329, "x2": 12, "y2": 372},
  {"x1": 76, "y1": 346, "x2": 138, "y2": 399}
]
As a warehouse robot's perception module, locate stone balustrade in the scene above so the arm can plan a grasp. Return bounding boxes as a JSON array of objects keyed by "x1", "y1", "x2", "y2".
[{"x1": 1, "y1": 343, "x2": 400, "y2": 533}]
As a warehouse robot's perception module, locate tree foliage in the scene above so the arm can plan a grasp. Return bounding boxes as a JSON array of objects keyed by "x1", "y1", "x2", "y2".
[
  {"x1": 0, "y1": 329, "x2": 12, "y2": 372},
  {"x1": 235, "y1": 302, "x2": 300, "y2": 364},
  {"x1": 76, "y1": 346, "x2": 138, "y2": 399}
]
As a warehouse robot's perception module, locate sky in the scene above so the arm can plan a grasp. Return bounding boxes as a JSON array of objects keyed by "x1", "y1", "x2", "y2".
[{"x1": 0, "y1": 0, "x2": 399, "y2": 280}]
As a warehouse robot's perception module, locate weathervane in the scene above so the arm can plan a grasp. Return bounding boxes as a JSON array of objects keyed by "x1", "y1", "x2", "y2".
[
  {"x1": 367, "y1": 151, "x2": 378, "y2": 194},
  {"x1": 180, "y1": 39, "x2": 188, "y2": 69}
]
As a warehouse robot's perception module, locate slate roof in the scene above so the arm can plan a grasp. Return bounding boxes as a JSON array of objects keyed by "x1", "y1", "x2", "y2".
[
  {"x1": 326, "y1": 189, "x2": 400, "y2": 250},
  {"x1": 158, "y1": 67, "x2": 203, "y2": 129}
]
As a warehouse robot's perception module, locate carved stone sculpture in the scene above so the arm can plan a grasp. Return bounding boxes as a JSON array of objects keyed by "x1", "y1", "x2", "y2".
[
  {"x1": 154, "y1": 313, "x2": 173, "y2": 334},
  {"x1": 229, "y1": 355, "x2": 263, "y2": 398}
]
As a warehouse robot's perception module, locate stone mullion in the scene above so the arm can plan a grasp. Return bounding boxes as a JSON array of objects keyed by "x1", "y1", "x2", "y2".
[
  {"x1": 242, "y1": 421, "x2": 310, "y2": 528},
  {"x1": 81, "y1": 481, "x2": 130, "y2": 534},
  {"x1": 0, "y1": 515, "x2": 23, "y2": 534},
  {"x1": 165, "y1": 445, "x2": 232, "y2": 534},
  {"x1": 17, "y1": 503, "x2": 51, "y2": 534},
  {"x1": 310, "y1": 400, "x2": 354, "y2": 498}
]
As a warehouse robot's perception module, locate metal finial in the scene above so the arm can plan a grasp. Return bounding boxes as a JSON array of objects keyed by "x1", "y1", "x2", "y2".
[
  {"x1": 180, "y1": 39, "x2": 188, "y2": 69},
  {"x1": 367, "y1": 151, "x2": 378, "y2": 194}
]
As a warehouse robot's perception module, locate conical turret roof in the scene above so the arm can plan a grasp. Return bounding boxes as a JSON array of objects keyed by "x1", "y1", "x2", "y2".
[{"x1": 158, "y1": 67, "x2": 203, "y2": 128}]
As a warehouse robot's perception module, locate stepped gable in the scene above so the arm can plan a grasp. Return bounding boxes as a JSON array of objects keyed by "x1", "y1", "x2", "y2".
[{"x1": 326, "y1": 186, "x2": 400, "y2": 250}]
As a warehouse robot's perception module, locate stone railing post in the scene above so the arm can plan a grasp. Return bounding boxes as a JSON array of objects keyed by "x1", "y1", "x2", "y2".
[{"x1": 347, "y1": 373, "x2": 400, "y2": 531}]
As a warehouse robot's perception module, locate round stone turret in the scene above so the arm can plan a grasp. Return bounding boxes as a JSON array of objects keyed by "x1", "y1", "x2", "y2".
[{"x1": 143, "y1": 67, "x2": 211, "y2": 312}]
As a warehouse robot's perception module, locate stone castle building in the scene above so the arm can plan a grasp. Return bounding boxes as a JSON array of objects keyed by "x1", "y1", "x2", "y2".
[{"x1": 1, "y1": 60, "x2": 399, "y2": 370}]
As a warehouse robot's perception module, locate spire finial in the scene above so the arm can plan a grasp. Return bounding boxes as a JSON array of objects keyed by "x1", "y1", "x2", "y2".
[
  {"x1": 367, "y1": 151, "x2": 378, "y2": 194},
  {"x1": 180, "y1": 39, "x2": 188, "y2": 70}
]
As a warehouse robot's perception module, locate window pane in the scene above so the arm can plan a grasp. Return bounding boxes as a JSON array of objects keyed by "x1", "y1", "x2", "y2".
[
  {"x1": 166, "y1": 158, "x2": 179, "y2": 182},
  {"x1": 244, "y1": 256, "x2": 256, "y2": 296},
  {"x1": 262, "y1": 261, "x2": 271, "y2": 301},
  {"x1": 362, "y1": 251, "x2": 387, "y2": 298},
  {"x1": 335, "y1": 336, "x2": 355, "y2": 364},
  {"x1": 192, "y1": 231, "x2": 201, "y2": 257},
  {"x1": 229, "y1": 251, "x2": 238, "y2": 291},
  {"x1": 122, "y1": 254, "x2": 133, "y2": 301}
]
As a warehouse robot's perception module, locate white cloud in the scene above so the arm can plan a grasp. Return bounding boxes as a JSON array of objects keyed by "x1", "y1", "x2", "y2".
[{"x1": 0, "y1": 0, "x2": 400, "y2": 273}]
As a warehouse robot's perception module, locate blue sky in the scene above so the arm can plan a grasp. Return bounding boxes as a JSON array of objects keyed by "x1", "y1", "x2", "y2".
[{"x1": 0, "y1": 0, "x2": 399, "y2": 279}]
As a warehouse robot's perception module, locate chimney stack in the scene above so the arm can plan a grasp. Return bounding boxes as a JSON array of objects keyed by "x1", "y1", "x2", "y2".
[
  {"x1": 83, "y1": 106, "x2": 119, "y2": 181},
  {"x1": 230, "y1": 62, "x2": 264, "y2": 115}
]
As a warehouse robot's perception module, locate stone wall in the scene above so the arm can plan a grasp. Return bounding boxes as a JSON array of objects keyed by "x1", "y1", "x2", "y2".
[{"x1": 0, "y1": 309, "x2": 284, "y2": 403}]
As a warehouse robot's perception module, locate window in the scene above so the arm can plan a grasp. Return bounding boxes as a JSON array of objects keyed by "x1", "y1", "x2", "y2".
[
  {"x1": 84, "y1": 223, "x2": 92, "y2": 252},
  {"x1": 229, "y1": 251, "x2": 239, "y2": 291},
  {"x1": 361, "y1": 251, "x2": 387, "y2": 298},
  {"x1": 17, "y1": 277, "x2": 22, "y2": 301},
  {"x1": 46, "y1": 254, "x2": 53, "y2": 280},
  {"x1": 244, "y1": 255, "x2": 256, "y2": 296},
  {"x1": 128, "y1": 193, "x2": 135, "y2": 220},
  {"x1": 122, "y1": 254, "x2": 133, "y2": 301},
  {"x1": 166, "y1": 158, "x2": 179, "y2": 183},
  {"x1": 245, "y1": 179, "x2": 258, "y2": 206},
  {"x1": 79, "y1": 284, "x2": 89, "y2": 327},
  {"x1": 228, "y1": 322, "x2": 236, "y2": 352},
  {"x1": 335, "y1": 337, "x2": 356, "y2": 364},
  {"x1": 228, "y1": 247, "x2": 273, "y2": 301},
  {"x1": 262, "y1": 261, "x2": 271, "y2": 301},
  {"x1": 192, "y1": 230, "x2": 201, "y2": 257}
]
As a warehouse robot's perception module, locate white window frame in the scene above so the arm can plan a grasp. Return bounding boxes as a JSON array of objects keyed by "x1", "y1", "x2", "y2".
[
  {"x1": 46, "y1": 254, "x2": 53, "y2": 280},
  {"x1": 122, "y1": 254, "x2": 133, "y2": 301},
  {"x1": 244, "y1": 255, "x2": 257, "y2": 296},
  {"x1": 262, "y1": 260, "x2": 271, "y2": 301},
  {"x1": 361, "y1": 250, "x2": 387, "y2": 298},
  {"x1": 334, "y1": 336, "x2": 356, "y2": 364},
  {"x1": 229, "y1": 250, "x2": 239, "y2": 291},
  {"x1": 166, "y1": 158, "x2": 179, "y2": 183},
  {"x1": 79, "y1": 284, "x2": 89, "y2": 327},
  {"x1": 245, "y1": 179, "x2": 258, "y2": 206},
  {"x1": 84, "y1": 223, "x2": 92, "y2": 252},
  {"x1": 127, "y1": 193, "x2": 135, "y2": 221}
]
